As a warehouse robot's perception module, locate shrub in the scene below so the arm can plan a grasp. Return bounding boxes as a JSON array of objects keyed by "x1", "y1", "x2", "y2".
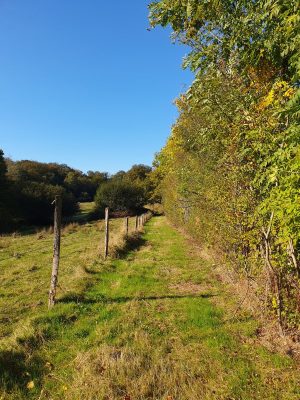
[
  {"x1": 94, "y1": 180, "x2": 144, "y2": 215},
  {"x1": 11, "y1": 182, "x2": 79, "y2": 225}
]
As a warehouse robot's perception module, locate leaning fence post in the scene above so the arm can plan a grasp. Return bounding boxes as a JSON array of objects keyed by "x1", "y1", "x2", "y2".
[
  {"x1": 48, "y1": 195, "x2": 62, "y2": 308},
  {"x1": 124, "y1": 216, "x2": 129, "y2": 237},
  {"x1": 104, "y1": 207, "x2": 109, "y2": 259}
]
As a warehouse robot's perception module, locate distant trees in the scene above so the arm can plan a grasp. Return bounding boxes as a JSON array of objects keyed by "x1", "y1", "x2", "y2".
[
  {"x1": 0, "y1": 152, "x2": 110, "y2": 230},
  {"x1": 0, "y1": 152, "x2": 155, "y2": 231},
  {"x1": 0, "y1": 150, "x2": 12, "y2": 230},
  {"x1": 95, "y1": 180, "x2": 144, "y2": 215},
  {"x1": 10, "y1": 182, "x2": 78, "y2": 225},
  {"x1": 6, "y1": 159, "x2": 107, "y2": 202},
  {"x1": 126, "y1": 164, "x2": 152, "y2": 182},
  {"x1": 0, "y1": 150, "x2": 7, "y2": 188},
  {"x1": 94, "y1": 164, "x2": 154, "y2": 215},
  {"x1": 124, "y1": 164, "x2": 154, "y2": 203}
]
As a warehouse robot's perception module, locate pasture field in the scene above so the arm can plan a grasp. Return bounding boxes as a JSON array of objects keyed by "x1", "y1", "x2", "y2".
[
  {"x1": 0, "y1": 205, "x2": 136, "y2": 343},
  {"x1": 0, "y1": 215, "x2": 299, "y2": 399}
]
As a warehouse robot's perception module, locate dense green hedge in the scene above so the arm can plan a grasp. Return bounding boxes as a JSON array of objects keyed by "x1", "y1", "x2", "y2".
[{"x1": 149, "y1": 0, "x2": 300, "y2": 331}]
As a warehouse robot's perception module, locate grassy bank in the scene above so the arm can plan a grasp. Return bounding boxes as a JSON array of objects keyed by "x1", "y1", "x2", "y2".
[{"x1": 0, "y1": 217, "x2": 299, "y2": 399}]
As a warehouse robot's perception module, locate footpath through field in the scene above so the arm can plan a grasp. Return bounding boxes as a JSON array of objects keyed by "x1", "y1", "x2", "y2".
[{"x1": 2, "y1": 216, "x2": 300, "y2": 399}]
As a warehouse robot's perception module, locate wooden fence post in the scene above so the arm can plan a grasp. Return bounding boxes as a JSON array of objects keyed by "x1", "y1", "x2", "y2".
[
  {"x1": 48, "y1": 195, "x2": 62, "y2": 308},
  {"x1": 125, "y1": 216, "x2": 129, "y2": 237},
  {"x1": 135, "y1": 215, "x2": 138, "y2": 231},
  {"x1": 104, "y1": 207, "x2": 109, "y2": 259}
]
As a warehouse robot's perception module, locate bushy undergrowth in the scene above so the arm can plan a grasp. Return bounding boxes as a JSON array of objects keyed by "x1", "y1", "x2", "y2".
[{"x1": 149, "y1": 0, "x2": 300, "y2": 332}]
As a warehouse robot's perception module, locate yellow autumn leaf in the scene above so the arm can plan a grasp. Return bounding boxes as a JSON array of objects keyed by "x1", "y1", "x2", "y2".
[
  {"x1": 258, "y1": 89, "x2": 275, "y2": 110},
  {"x1": 27, "y1": 381, "x2": 35, "y2": 389},
  {"x1": 283, "y1": 88, "x2": 294, "y2": 98}
]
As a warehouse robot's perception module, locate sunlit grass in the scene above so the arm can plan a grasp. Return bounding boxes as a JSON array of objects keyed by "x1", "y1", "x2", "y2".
[{"x1": 0, "y1": 211, "x2": 138, "y2": 341}]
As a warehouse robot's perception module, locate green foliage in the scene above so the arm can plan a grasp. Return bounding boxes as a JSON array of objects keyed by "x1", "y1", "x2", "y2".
[
  {"x1": 6, "y1": 159, "x2": 107, "y2": 202},
  {"x1": 12, "y1": 182, "x2": 78, "y2": 225},
  {"x1": 0, "y1": 154, "x2": 154, "y2": 230},
  {"x1": 0, "y1": 149, "x2": 7, "y2": 188},
  {"x1": 101, "y1": 164, "x2": 155, "y2": 207},
  {"x1": 94, "y1": 180, "x2": 145, "y2": 215},
  {"x1": 149, "y1": 0, "x2": 300, "y2": 329},
  {"x1": 0, "y1": 155, "x2": 110, "y2": 230},
  {"x1": 125, "y1": 164, "x2": 152, "y2": 182},
  {"x1": 0, "y1": 149, "x2": 13, "y2": 230},
  {"x1": 149, "y1": 0, "x2": 300, "y2": 79},
  {"x1": 123, "y1": 164, "x2": 154, "y2": 203}
]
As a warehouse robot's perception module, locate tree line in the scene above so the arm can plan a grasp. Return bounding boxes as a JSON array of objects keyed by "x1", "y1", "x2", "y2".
[
  {"x1": 0, "y1": 149, "x2": 154, "y2": 231},
  {"x1": 149, "y1": 0, "x2": 300, "y2": 332}
]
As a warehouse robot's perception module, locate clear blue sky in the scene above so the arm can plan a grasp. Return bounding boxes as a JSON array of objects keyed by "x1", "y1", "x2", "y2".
[{"x1": 0, "y1": 0, "x2": 193, "y2": 173}]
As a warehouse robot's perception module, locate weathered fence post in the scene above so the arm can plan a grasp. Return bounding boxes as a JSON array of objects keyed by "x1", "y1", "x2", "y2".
[
  {"x1": 104, "y1": 207, "x2": 109, "y2": 259},
  {"x1": 48, "y1": 195, "x2": 62, "y2": 308},
  {"x1": 135, "y1": 215, "x2": 138, "y2": 231},
  {"x1": 124, "y1": 216, "x2": 129, "y2": 237}
]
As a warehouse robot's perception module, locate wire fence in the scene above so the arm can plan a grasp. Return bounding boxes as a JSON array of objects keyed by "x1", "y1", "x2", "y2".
[{"x1": 0, "y1": 212, "x2": 152, "y2": 265}]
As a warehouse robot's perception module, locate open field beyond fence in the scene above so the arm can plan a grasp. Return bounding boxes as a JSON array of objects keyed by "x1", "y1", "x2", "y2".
[{"x1": 0, "y1": 208, "x2": 139, "y2": 342}]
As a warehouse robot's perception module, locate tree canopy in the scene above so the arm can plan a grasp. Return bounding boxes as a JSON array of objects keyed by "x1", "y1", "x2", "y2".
[{"x1": 0, "y1": 153, "x2": 111, "y2": 229}]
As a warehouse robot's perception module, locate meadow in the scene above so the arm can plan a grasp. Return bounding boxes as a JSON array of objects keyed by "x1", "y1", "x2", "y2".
[{"x1": 0, "y1": 204, "x2": 137, "y2": 344}]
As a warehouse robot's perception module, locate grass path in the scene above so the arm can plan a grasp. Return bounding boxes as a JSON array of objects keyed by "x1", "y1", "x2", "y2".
[{"x1": 1, "y1": 216, "x2": 299, "y2": 399}]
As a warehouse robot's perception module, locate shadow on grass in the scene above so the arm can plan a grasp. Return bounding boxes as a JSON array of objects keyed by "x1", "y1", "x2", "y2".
[
  {"x1": 58, "y1": 292, "x2": 217, "y2": 305},
  {"x1": 0, "y1": 348, "x2": 45, "y2": 394},
  {"x1": 111, "y1": 233, "x2": 147, "y2": 259}
]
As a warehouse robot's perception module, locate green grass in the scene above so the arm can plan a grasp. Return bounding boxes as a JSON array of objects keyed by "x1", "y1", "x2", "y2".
[
  {"x1": 0, "y1": 216, "x2": 299, "y2": 399},
  {"x1": 70, "y1": 202, "x2": 96, "y2": 223}
]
